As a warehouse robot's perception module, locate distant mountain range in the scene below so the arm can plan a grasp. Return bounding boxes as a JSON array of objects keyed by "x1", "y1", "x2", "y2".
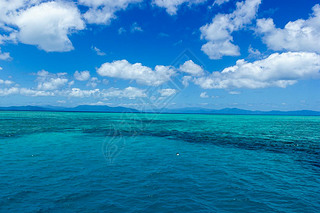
[
  {"x1": 158, "y1": 107, "x2": 320, "y2": 116},
  {"x1": 0, "y1": 105, "x2": 139, "y2": 113},
  {"x1": 0, "y1": 105, "x2": 319, "y2": 116}
]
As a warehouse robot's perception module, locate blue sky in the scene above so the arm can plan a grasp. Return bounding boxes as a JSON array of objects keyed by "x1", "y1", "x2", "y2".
[{"x1": 0, "y1": 0, "x2": 320, "y2": 111}]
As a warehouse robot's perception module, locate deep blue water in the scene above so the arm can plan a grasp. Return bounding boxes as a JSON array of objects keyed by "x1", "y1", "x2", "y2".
[{"x1": 0, "y1": 111, "x2": 319, "y2": 212}]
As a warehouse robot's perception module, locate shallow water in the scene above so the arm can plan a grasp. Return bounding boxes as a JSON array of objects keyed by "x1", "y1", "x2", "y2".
[{"x1": 0, "y1": 111, "x2": 319, "y2": 212}]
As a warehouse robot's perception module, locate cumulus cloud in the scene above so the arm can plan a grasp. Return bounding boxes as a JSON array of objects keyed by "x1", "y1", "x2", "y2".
[
  {"x1": 79, "y1": 0, "x2": 142, "y2": 24},
  {"x1": 158, "y1": 88, "x2": 177, "y2": 97},
  {"x1": 36, "y1": 70, "x2": 69, "y2": 91},
  {"x1": 131, "y1": 22, "x2": 143, "y2": 33},
  {"x1": 182, "y1": 76, "x2": 193, "y2": 87},
  {"x1": 19, "y1": 88, "x2": 54, "y2": 96},
  {"x1": 256, "y1": 4, "x2": 320, "y2": 53},
  {"x1": 92, "y1": 46, "x2": 106, "y2": 56},
  {"x1": 64, "y1": 86, "x2": 146, "y2": 99},
  {"x1": 74, "y1": 71, "x2": 91, "y2": 81},
  {"x1": 0, "y1": 87, "x2": 19, "y2": 96},
  {"x1": 0, "y1": 0, "x2": 30, "y2": 27},
  {"x1": 118, "y1": 27, "x2": 127, "y2": 35},
  {"x1": 194, "y1": 52, "x2": 320, "y2": 89},
  {"x1": 67, "y1": 88, "x2": 100, "y2": 98},
  {"x1": 0, "y1": 86, "x2": 54, "y2": 97},
  {"x1": 102, "y1": 87, "x2": 147, "y2": 99},
  {"x1": 86, "y1": 77, "x2": 100, "y2": 88},
  {"x1": 0, "y1": 48, "x2": 12, "y2": 60},
  {"x1": 0, "y1": 79, "x2": 14, "y2": 86},
  {"x1": 84, "y1": 101, "x2": 110, "y2": 106},
  {"x1": 37, "y1": 78, "x2": 68, "y2": 91},
  {"x1": 0, "y1": 71, "x2": 146, "y2": 99},
  {"x1": 179, "y1": 60, "x2": 204, "y2": 76},
  {"x1": 14, "y1": 1, "x2": 85, "y2": 52},
  {"x1": 0, "y1": 1, "x2": 84, "y2": 52},
  {"x1": 153, "y1": 0, "x2": 207, "y2": 15},
  {"x1": 0, "y1": 33, "x2": 17, "y2": 45},
  {"x1": 200, "y1": 92, "x2": 209, "y2": 98},
  {"x1": 248, "y1": 45, "x2": 261, "y2": 57},
  {"x1": 214, "y1": 0, "x2": 230, "y2": 6},
  {"x1": 97, "y1": 60, "x2": 175, "y2": 86},
  {"x1": 229, "y1": 91, "x2": 240, "y2": 95},
  {"x1": 201, "y1": 41, "x2": 240, "y2": 60},
  {"x1": 0, "y1": 85, "x2": 147, "y2": 99},
  {"x1": 200, "y1": 0, "x2": 261, "y2": 59}
]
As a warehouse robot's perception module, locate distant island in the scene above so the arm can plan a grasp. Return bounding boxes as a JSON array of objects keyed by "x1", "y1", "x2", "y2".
[
  {"x1": 0, "y1": 105, "x2": 139, "y2": 113},
  {"x1": 0, "y1": 105, "x2": 320, "y2": 116}
]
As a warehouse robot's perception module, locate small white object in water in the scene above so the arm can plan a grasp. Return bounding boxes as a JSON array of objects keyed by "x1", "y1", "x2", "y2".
[{"x1": 176, "y1": 153, "x2": 180, "y2": 156}]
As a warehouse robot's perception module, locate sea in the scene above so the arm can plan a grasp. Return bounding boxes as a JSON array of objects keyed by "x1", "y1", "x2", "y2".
[{"x1": 0, "y1": 111, "x2": 319, "y2": 212}]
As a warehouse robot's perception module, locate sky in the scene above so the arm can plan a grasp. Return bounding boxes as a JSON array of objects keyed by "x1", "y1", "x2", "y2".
[{"x1": 0, "y1": 0, "x2": 320, "y2": 111}]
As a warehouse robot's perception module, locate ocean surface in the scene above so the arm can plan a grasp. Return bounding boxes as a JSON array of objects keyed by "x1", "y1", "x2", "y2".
[{"x1": 0, "y1": 111, "x2": 319, "y2": 212}]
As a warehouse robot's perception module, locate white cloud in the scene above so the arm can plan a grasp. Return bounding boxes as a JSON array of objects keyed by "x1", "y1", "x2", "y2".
[
  {"x1": 200, "y1": 92, "x2": 209, "y2": 98},
  {"x1": 201, "y1": 41, "x2": 240, "y2": 60},
  {"x1": 0, "y1": 1, "x2": 84, "y2": 52},
  {"x1": 158, "y1": 88, "x2": 177, "y2": 97},
  {"x1": 194, "y1": 52, "x2": 320, "y2": 89},
  {"x1": 179, "y1": 60, "x2": 204, "y2": 76},
  {"x1": 57, "y1": 100, "x2": 66, "y2": 104},
  {"x1": 256, "y1": 4, "x2": 320, "y2": 53},
  {"x1": 0, "y1": 48, "x2": 12, "y2": 60},
  {"x1": 19, "y1": 88, "x2": 54, "y2": 96},
  {"x1": 74, "y1": 71, "x2": 91, "y2": 81},
  {"x1": 68, "y1": 80, "x2": 75, "y2": 87},
  {"x1": 0, "y1": 79, "x2": 14, "y2": 85},
  {"x1": 97, "y1": 60, "x2": 175, "y2": 86},
  {"x1": 36, "y1": 70, "x2": 50, "y2": 77},
  {"x1": 36, "y1": 70, "x2": 69, "y2": 91},
  {"x1": 0, "y1": 33, "x2": 17, "y2": 45},
  {"x1": 0, "y1": 87, "x2": 19, "y2": 96},
  {"x1": 200, "y1": 0, "x2": 261, "y2": 59},
  {"x1": 37, "y1": 78, "x2": 68, "y2": 91},
  {"x1": 102, "y1": 87, "x2": 147, "y2": 99},
  {"x1": 86, "y1": 77, "x2": 100, "y2": 88},
  {"x1": 85, "y1": 101, "x2": 110, "y2": 106},
  {"x1": 102, "y1": 79, "x2": 109, "y2": 85},
  {"x1": 0, "y1": 86, "x2": 54, "y2": 97},
  {"x1": 152, "y1": 0, "x2": 207, "y2": 15},
  {"x1": 131, "y1": 22, "x2": 143, "y2": 33},
  {"x1": 67, "y1": 88, "x2": 100, "y2": 98},
  {"x1": 214, "y1": 0, "x2": 230, "y2": 6},
  {"x1": 229, "y1": 91, "x2": 240, "y2": 95},
  {"x1": 79, "y1": 0, "x2": 142, "y2": 24},
  {"x1": 182, "y1": 76, "x2": 192, "y2": 87},
  {"x1": 118, "y1": 27, "x2": 127, "y2": 34},
  {"x1": 92, "y1": 46, "x2": 106, "y2": 56},
  {"x1": 248, "y1": 45, "x2": 261, "y2": 57},
  {"x1": 64, "y1": 86, "x2": 146, "y2": 99},
  {"x1": 0, "y1": 0, "x2": 33, "y2": 27},
  {"x1": 14, "y1": 1, "x2": 85, "y2": 52}
]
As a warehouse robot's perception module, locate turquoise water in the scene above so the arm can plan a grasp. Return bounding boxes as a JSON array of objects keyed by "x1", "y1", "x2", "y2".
[{"x1": 0, "y1": 112, "x2": 319, "y2": 212}]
